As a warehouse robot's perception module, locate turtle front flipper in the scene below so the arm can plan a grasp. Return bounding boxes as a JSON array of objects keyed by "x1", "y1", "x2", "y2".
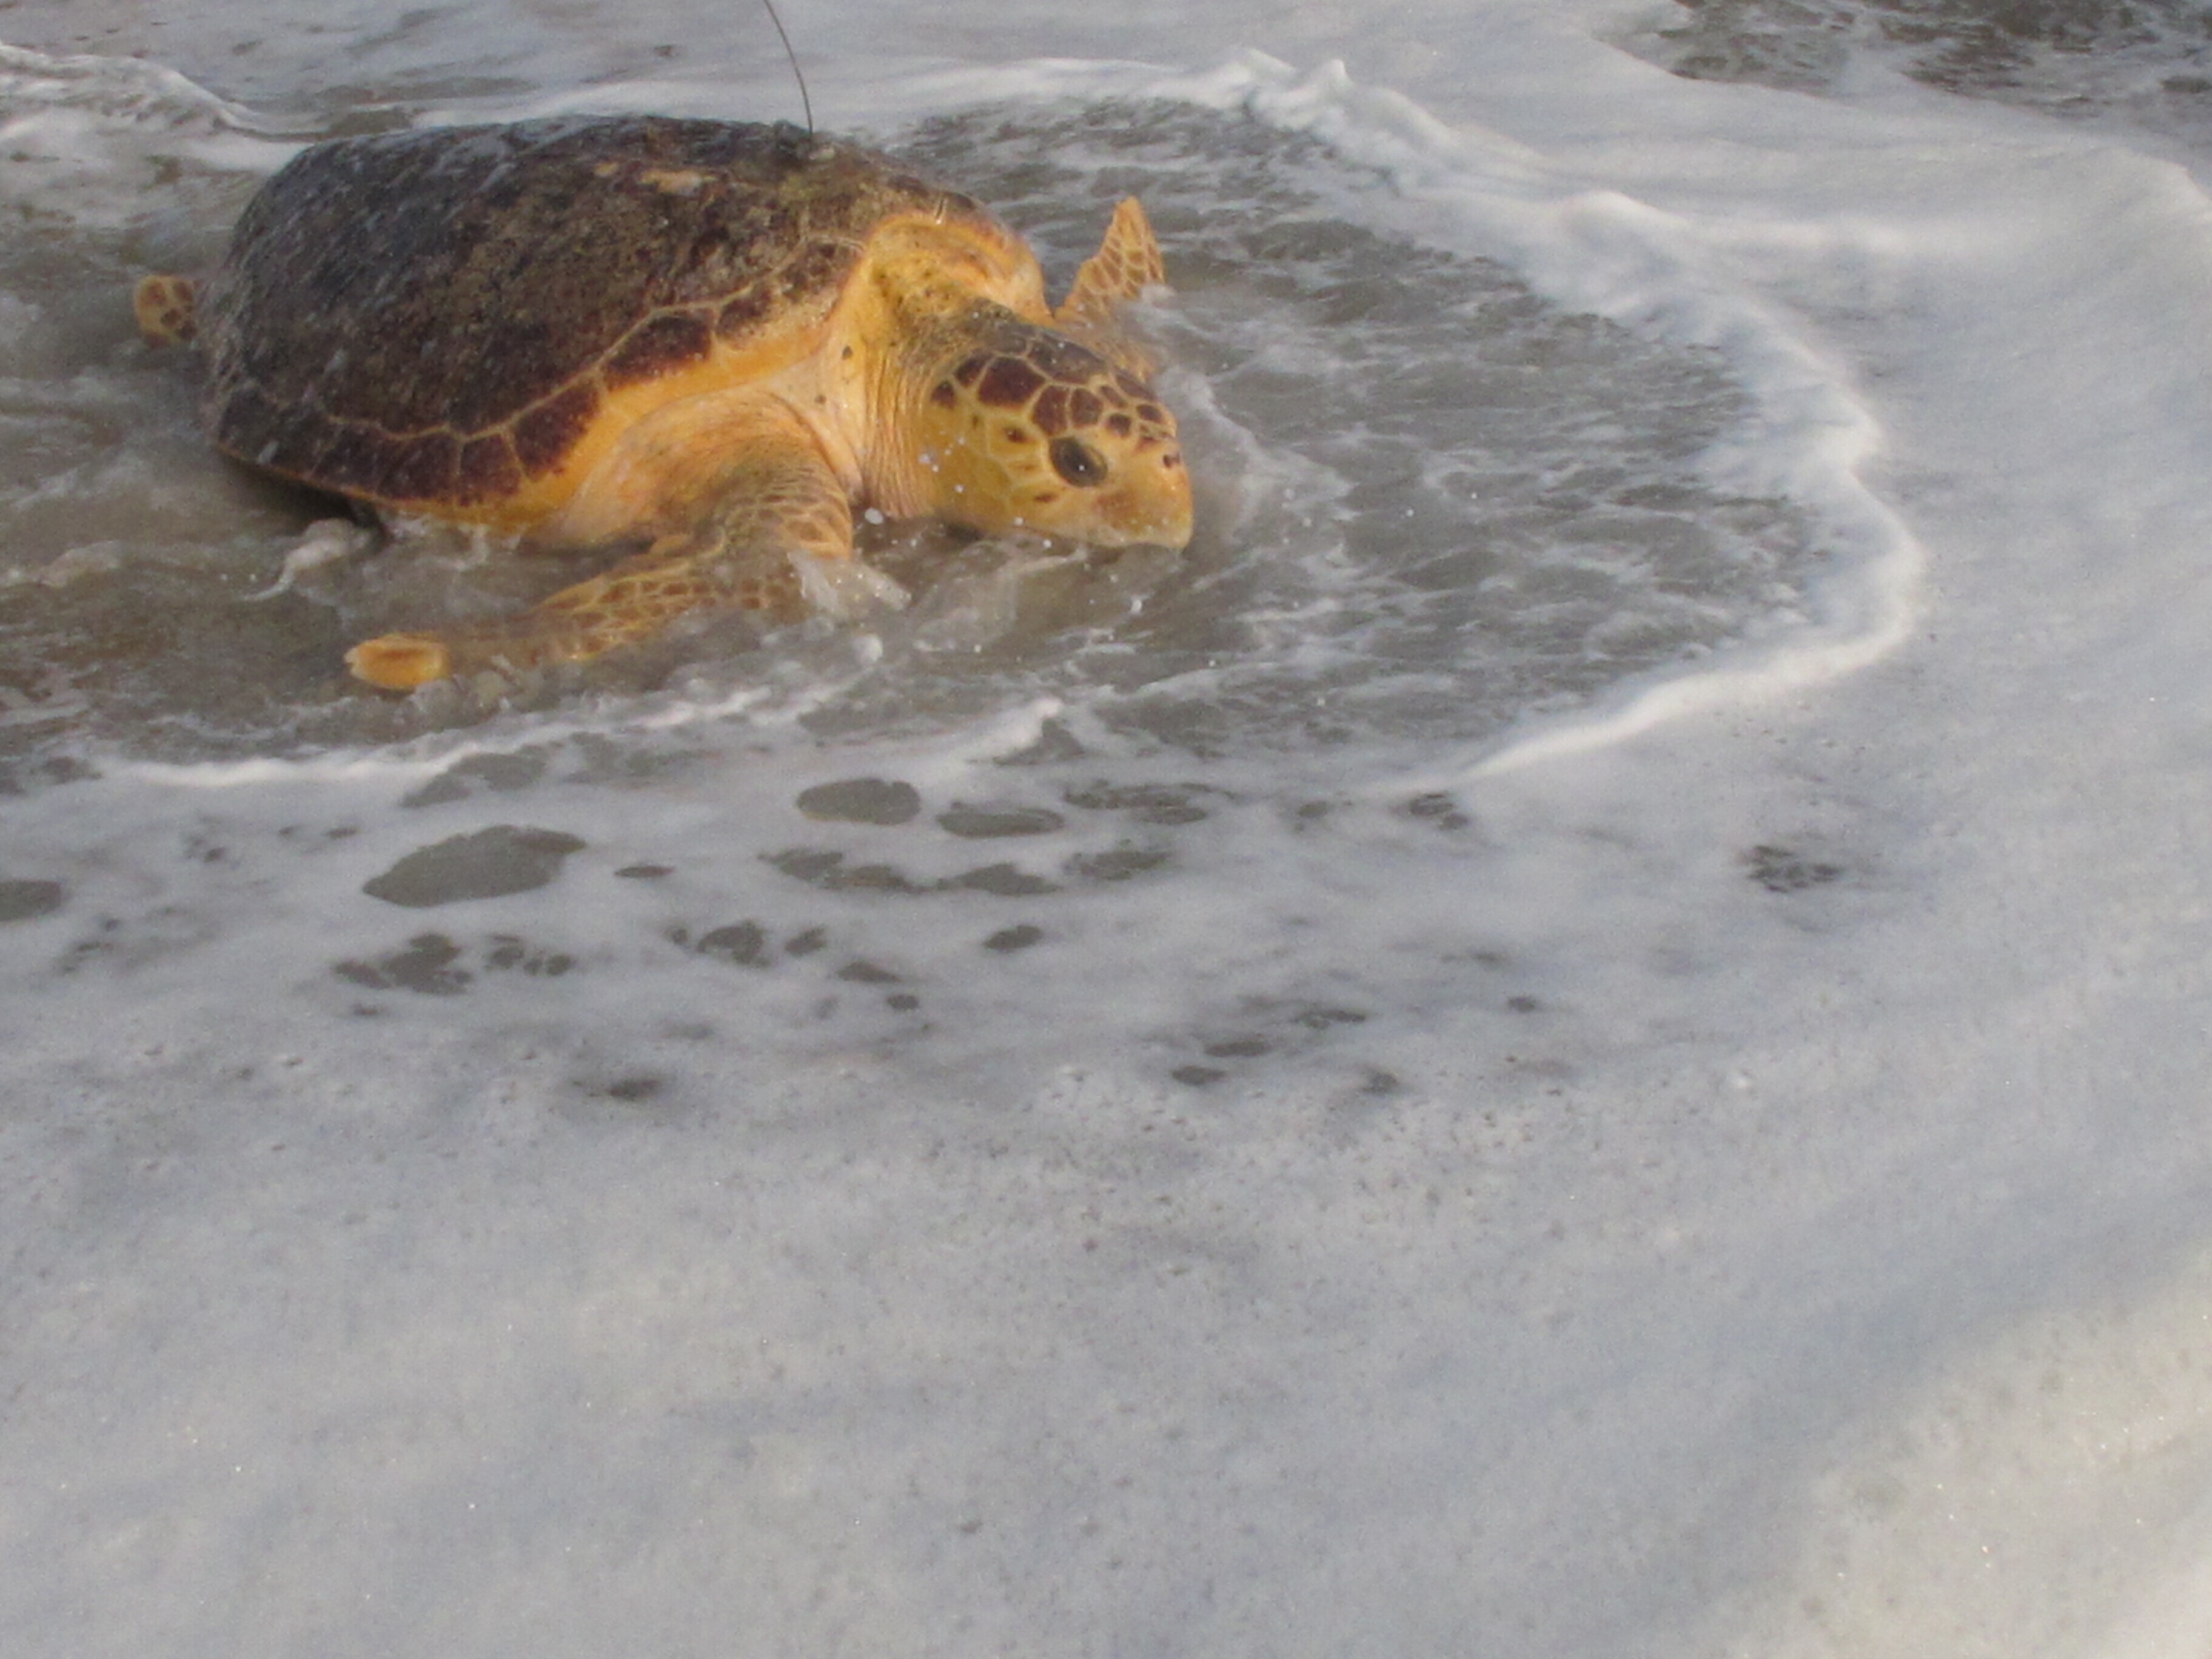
[
  {"x1": 347, "y1": 407, "x2": 877, "y2": 689},
  {"x1": 1053, "y1": 197, "x2": 1167, "y2": 375},
  {"x1": 345, "y1": 534, "x2": 808, "y2": 689}
]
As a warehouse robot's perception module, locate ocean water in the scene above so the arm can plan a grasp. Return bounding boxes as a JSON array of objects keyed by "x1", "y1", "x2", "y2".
[{"x1": 5, "y1": 1, "x2": 2212, "y2": 1654}]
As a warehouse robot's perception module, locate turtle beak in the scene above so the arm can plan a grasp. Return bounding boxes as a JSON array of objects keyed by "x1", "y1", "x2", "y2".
[{"x1": 1099, "y1": 447, "x2": 1193, "y2": 548}]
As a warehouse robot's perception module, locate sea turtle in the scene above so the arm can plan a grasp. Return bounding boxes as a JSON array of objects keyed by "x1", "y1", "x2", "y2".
[{"x1": 136, "y1": 115, "x2": 1192, "y2": 689}]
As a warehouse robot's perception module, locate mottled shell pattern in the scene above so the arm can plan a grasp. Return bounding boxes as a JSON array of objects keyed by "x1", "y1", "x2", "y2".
[{"x1": 199, "y1": 116, "x2": 998, "y2": 515}]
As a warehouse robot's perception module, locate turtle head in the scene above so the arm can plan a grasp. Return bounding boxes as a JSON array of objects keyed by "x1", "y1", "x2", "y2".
[{"x1": 904, "y1": 318, "x2": 1191, "y2": 549}]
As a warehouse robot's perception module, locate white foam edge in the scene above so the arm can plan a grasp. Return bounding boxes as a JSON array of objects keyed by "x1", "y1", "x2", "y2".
[
  {"x1": 116, "y1": 686, "x2": 1074, "y2": 798},
  {"x1": 1153, "y1": 53, "x2": 1922, "y2": 785},
  {"x1": 0, "y1": 36, "x2": 312, "y2": 140}
]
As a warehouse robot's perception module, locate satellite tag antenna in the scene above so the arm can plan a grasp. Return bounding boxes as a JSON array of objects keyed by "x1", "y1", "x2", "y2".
[{"x1": 760, "y1": 0, "x2": 814, "y2": 135}]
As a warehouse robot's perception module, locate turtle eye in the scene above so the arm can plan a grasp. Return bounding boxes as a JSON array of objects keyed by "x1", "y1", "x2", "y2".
[{"x1": 1050, "y1": 437, "x2": 1108, "y2": 488}]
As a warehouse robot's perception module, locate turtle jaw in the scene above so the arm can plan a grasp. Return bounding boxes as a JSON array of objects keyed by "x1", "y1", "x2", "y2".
[{"x1": 1071, "y1": 460, "x2": 1193, "y2": 549}]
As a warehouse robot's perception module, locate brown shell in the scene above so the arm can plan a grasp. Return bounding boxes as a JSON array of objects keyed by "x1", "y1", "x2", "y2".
[{"x1": 198, "y1": 116, "x2": 1000, "y2": 511}]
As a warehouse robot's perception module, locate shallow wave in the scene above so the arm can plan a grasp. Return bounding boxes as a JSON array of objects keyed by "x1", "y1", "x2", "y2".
[{"x1": 0, "y1": 46, "x2": 1904, "y2": 788}]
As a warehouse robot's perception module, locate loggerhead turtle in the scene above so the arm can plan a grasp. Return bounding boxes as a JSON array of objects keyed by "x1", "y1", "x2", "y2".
[{"x1": 136, "y1": 115, "x2": 1193, "y2": 689}]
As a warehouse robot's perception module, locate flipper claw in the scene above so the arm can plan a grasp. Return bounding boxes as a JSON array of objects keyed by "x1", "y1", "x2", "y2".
[
  {"x1": 347, "y1": 633, "x2": 454, "y2": 691},
  {"x1": 133, "y1": 274, "x2": 198, "y2": 346}
]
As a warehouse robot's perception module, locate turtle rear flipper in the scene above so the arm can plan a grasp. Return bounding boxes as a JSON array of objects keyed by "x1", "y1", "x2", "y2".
[{"x1": 133, "y1": 274, "x2": 198, "y2": 346}]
